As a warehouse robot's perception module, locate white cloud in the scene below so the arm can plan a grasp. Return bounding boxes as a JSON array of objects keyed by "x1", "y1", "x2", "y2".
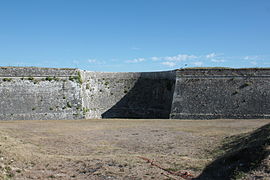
[
  {"x1": 88, "y1": 59, "x2": 97, "y2": 63},
  {"x1": 87, "y1": 59, "x2": 106, "y2": 65},
  {"x1": 211, "y1": 59, "x2": 225, "y2": 63},
  {"x1": 164, "y1": 54, "x2": 197, "y2": 62},
  {"x1": 161, "y1": 61, "x2": 176, "y2": 67},
  {"x1": 126, "y1": 58, "x2": 145, "y2": 63},
  {"x1": 72, "y1": 60, "x2": 79, "y2": 64},
  {"x1": 192, "y1": 61, "x2": 203, "y2": 66},
  {"x1": 206, "y1": 53, "x2": 217, "y2": 59},
  {"x1": 244, "y1": 56, "x2": 259, "y2": 60},
  {"x1": 151, "y1": 56, "x2": 161, "y2": 61},
  {"x1": 250, "y1": 61, "x2": 258, "y2": 65},
  {"x1": 131, "y1": 47, "x2": 140, "y2": 50}
]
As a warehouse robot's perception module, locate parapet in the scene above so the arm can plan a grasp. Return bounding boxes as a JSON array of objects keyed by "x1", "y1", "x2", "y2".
[
  {"x1": 176, "y1": 68, "x2": 270, "y2": 76},
  {"x1": 0, "y1": 66, "x2": 78, "y2": 77}
]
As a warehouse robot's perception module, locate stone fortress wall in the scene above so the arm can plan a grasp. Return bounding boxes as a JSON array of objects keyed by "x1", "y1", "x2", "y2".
[
  {"x1": 80, "y1": 70, "x2": 176, "y2": 119},
  {"x1": 171, "y1": 68, "x2": 270, "y2": 119},
  {"x1": 0, "y1": 67, "x2": 269, "y2": 120},
  {"x1": 0, "y1": 67, "x2": 83, "y2": 120}
]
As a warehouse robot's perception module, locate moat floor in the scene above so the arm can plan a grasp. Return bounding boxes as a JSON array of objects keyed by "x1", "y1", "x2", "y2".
[{"x1": 0, "y1": 119, "x2": 269, "y2": 180}]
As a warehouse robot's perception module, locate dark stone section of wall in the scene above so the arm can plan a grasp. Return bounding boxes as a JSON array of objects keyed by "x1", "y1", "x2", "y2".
[
  {"x1": 170, "y1": 69, "x2": 270, "y2": 119},
  {"x1": 176, "y1": 68, "x2": 270, "y2": 76},
  {"x1": 102, "y1": 74, "x2": 175, "y2": 119},
  {"x1": 81, "y1": 71, "x2": 175, "y2": 119}
]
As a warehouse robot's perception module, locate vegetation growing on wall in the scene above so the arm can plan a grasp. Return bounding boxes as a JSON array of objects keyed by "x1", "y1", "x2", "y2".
[
  {"x1": 82, "y1": 107, "x2": 89, "y2": 115},
  {"x1": 45, "y1": 77, "x2": 53, "y2": 81},
  {"x1": 67, "y1": 102, "x2": 72, "y2": 108},
  {"x1": 2, "y1": 78, "x2": 12, "y2": 82},
  {"x1": 69, "y1": 72, "x2": 83, "y2": 85},
  {"x1": 77, "y1": 71, "x2": 83, "y2": 84}
]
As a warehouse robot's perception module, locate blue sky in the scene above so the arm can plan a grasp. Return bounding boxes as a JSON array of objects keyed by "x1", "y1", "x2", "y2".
[{"x1": 0, "y1": 0, "x2": 269, "y2": 72}]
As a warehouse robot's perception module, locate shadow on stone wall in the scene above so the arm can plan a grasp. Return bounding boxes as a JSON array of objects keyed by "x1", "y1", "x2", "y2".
[{"x1": 101, "y1": 76, "x2": 175, "y2": 119}]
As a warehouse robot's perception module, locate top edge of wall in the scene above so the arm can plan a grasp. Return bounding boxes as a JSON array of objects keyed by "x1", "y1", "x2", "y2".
[
  {"x1": 0, "y1": 66, "x2": 78, "y2": 70},
  {"x1": 1, "y1": 66, "x2": 270, "y2": 77},
  {"x1": 0, "y1": 66, "x2": 79, "y2": 77},
  {"x1": 177, "y1": 67, "x2": 270, "y2": 71},
  {"x1": 80, "y1": 69, "x2": 176, "y2": 73},
  {"x1": 80, "y1": 70, "x2": 176, "y2": 80},
  {"x1": 176, "y1": 67, "x2": 270, "y2": 76}
]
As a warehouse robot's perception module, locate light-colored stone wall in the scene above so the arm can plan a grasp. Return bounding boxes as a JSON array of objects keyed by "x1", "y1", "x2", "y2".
[{"x1": 0, "y1": 67, "x2": 83, "y2": 120}]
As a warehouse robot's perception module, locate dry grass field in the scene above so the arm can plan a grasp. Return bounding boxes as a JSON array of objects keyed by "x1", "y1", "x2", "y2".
[{"x1": 0, "y1": 119, "x2": 269, "y2": 180}]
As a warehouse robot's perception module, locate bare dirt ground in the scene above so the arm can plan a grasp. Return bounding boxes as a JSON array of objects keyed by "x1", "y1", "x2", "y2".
[{"x1": 0, "y1": 119, "x2": 269, "y2": 180}]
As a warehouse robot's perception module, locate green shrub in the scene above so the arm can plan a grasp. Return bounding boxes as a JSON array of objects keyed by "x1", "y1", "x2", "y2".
[
  {"x1": 69, "y1": 76, "x2": 74, "y2": 81},
  {"x1": 3, "y1": 78, "x2": 12, "y2": 82},
  {"x1": 69, "y1": 72, "x2": 83, "y2": 84},
  {"x1": 77, "y1": 71, "x2": 83, "y2": 84},
  {"x1": 53, "y1": 76, "x2": 60, "y2": 81},
  {"x1": 82, "y1": 107, "x2": 89, "y2": 115},
  {"x1": 67, "y1": 102, "x2": 72, "y2": 108},
  {"x1": 46, "y1": 77, "x2": 53, "y2": 81}
]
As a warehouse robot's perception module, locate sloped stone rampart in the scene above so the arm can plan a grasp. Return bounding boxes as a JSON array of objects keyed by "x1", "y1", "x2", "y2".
[
  {"x1": 0, "y1": 67, "x2": 269, "y2": 120},
  {"x1": 0, "y1": 67, "x2": 82, "y2": 120},
  {"x1": 170, "y1": 68, "x2": 270, "y2": 119},
  {"x1": 80, "y1": 71, "x2": 176, "y2": 119}
]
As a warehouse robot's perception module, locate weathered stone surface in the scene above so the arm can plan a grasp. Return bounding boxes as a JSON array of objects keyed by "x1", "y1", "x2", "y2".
[
  {"x1": 170, "y1": 68, "x2": 270, "y2": 119},
  {"x1": 81, "y1": 71, "x2": 175, "y2": 119},
  {"x1": 0, "y1": 67, "x2": 78, "y2": 77},
  {"x1": 0, "y1": 67, "x2": 83, "y2": 120},
  {"x1": 0, "y1": 67, "x2": 269, "y2": 120}
]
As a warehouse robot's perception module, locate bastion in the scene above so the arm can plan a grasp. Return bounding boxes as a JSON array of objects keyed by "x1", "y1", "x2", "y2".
[{"x1": 0, "y1": 67, "x2": 269, "y2": 120}]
